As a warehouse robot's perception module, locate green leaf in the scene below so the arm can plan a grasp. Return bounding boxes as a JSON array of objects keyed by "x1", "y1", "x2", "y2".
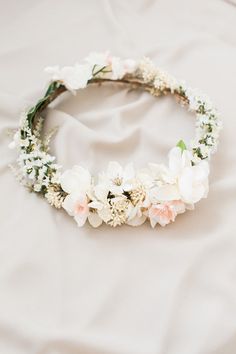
[
  {"x1": 44, "y1": 81, "x2": 61, "y2": 97},
  {"x1": 177, "y1": 139, "x2": 187, "y2": 152}
]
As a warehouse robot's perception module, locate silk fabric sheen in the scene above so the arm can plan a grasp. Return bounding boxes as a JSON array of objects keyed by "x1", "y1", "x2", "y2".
[{"x1": 0, "y1": 1, "x2": 236, "y2": 353}]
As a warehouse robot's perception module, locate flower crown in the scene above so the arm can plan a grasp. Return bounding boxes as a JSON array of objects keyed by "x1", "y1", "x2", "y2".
[{"x1": 9, "y1": 52, "x2": 222, "y2": 228}]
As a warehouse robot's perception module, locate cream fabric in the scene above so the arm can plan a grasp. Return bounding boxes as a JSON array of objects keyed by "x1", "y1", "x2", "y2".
[{"x1": 0, "y1": 1, "x2": 236, "y2": 353}]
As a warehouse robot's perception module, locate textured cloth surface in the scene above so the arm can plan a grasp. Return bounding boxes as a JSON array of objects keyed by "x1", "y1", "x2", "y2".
[{"x1": 0, "y1": 1, "x2": 236, "y2": 353}]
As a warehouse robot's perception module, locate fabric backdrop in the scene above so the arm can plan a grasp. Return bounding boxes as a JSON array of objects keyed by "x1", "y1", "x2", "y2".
[{"x1": 0, "y1": 1, "x2": 236, "y2": 353}]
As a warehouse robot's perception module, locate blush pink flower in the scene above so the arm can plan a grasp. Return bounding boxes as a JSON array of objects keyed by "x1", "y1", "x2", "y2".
[
  {"x1": 149, "y1": 203, "x2": 177, "y2": 228},
  {"x1": 62, "y1": 193, "x2": 89, "y2": 227}
]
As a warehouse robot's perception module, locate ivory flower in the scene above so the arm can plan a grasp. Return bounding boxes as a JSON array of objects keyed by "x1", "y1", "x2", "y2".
[
  {"x1": 89, "y1": 199, "x2": 110, "y2": 225},
  {"x1": 45, "y1": 64, "x2": 92, "y2": 91},
  {"x1": 89, "y1": 195, "x2": 133, "y2": 227},
  {"x1": 111, "y1": 57, "x2": 126, "y2": 79},
  {"x1": 127, "y1": 205, "x2": 147, "y2": 226},
  {"x1": 96, "y1": 161, "x2": 135, "y2": 196},
  {"x1": 168, "y1": 147, "x2": 209, "y2": 204},
  {"x1": 123, "y1": 59, "x2": 137, "y2": 74},
  {"x1": 85, "y1": 51, "x2": 111, "y2": 69},
  {"x1": 63, "y1": 193, "x2": 89, "y2": 227},
  {"x1": 60, "y1": 166, "x2": 92, "y2": 226},
  {"x1": 111, "y1": 57, "x2": 137, "y2": 79},
  {"x1": 126, "y1": 183, "x2": 147, "y2": 226},
  {"x1": 60, "y1": 166, "x2": 91, "y2": 195}
]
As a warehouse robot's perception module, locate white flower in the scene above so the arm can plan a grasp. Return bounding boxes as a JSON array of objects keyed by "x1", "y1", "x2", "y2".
[
  {"x1": 85, "y1": 51, "x2": 111, "y2": 69},
  {"x1": 45, "y1": 64, "x2": 92, "y2": 91},
  {"x1": 96, "y1": 161, "x2": 135, "y2": 196},
  {"x1": 148, "y1": 184, "x2": 180, "y2": 203},
  {"x1": 87, "y1": 211, "x2": 103, "y2": 228},
  {"x1": 123, "y1": 59, "x2": 137, "y2": 74},
  {"x1": 126, "y1": 204, "x2": 147, "y2": 226},
  {"x1": 60, "y1": 165, "x2": 91, "y2": 195},
  {"x1": 89, "y1": 199, "x2": 111, "y2": 225},
  {"x1": 90, "y1": 166, "x2": 138, "y2": 227},
  {"x1": 8, "y1": 131, "x2": 20, "y2": 149},
  {"x1": 111, "y1": 57, "x2": 125, "y2": 79},
  {"x1": 186, "y1": 88, "x2": 213, "y2": 112},
  {"x1": 44, "y1": 65, "x2": 60, "y2": 81},
  {"x1": 137, "y1": 163, "x2": 179, "y2": 203},
  {"x1": 168, "y1": 147, "x2": 209, "y2": 204},
  {"x1": 63, "y1": 193, "x2": 89, "y2": 227},
  {"x1": 125, "y1": 183, "x2": 148, "y2": 226},
  {"x1": 60, "y1": 166, "x2": 92, "y2": 227},
  {"x1": 111, "y1": 57, "x2": 137, "y2": 79},
  {"x1": 142, "y1": 147, "x2": 209, "y2": 206},
  {"x1": 178, "y1": 161, "x2": 209, "y2": 204},
  {"x1": 89, "y1": 195, "x2": 133, "y2": 227}
]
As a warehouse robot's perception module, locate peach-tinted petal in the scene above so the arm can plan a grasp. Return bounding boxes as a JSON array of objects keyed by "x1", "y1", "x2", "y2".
[{"x1": 149, "y1": 203, "x2": 177, "y2": 227}]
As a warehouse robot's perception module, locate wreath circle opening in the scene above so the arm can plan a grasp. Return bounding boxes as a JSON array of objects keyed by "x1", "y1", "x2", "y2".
[{"x1": 9, "y1": 52, "x2": 222, "y2": 229}]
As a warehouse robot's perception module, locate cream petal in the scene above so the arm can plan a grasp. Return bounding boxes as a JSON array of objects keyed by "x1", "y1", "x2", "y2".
[
  {"x1": 98, "y1": 207, "x2": 111, "y2": 223},
  {"x1": 74, "y1": 64, "x2": 92, "y2": 88},
  {"x1": 137, "y1": 172, "x2": 153, "y2": 189},
  {"x1": 58, "y1": 64, "x2": 92, "y2": 90},
  {"x1": 168, "y1": 147, "x2": 192, "y2": 175},
  {"x1": 181, "y1": 150, "x2": 192, "y2": 168},
  {"x1": 72, "y1": 166, "x2": 91, "y2": 188},
  {"x1": 60, "y1": 170, "x2": 81, "y2": 194},
  {"x1": 193, "y1": 162, "x2": 209, "y2": 181},
  {"x1": 74, "y1": 213, "x2": 88, "y2": 227},
  {"x1": 168, "y1": 147, "x2": 182, "y2": 175},
  {"x1": 123, "y1": 59, "x2": 137, "y2": 73},
  {"x1": 186, "y1": 203, "x2": 195, "y2": 210},
  {"x1": 156, "y1": 215, "x2": 170, "y2": 227},
  {"x1": 179, "y1": 167, "x2": 208, "y2": 204},
  {"x1": 62, "y1": 194, "x2": 77, "y2": 216},
  {"x1": 94, "y1": 184, "x2": 109, "y2": 202},
  {"x1": 172, "y1": 201, "x2": 186, "y2": 214},
  {"x1": 148, "y1": 163, "x2": 169, "y2": 178},
  {"x1": 107, "y1": 161, "x2": 123, "y2": 179},
  {"x1": 151, "y1": 184, "x2": 180, "y2": 202},
  {"x1": 149, "y1": 216, "x2": 158, "y2": 228},
  {"x1": 127, "y1": 214, "x2": 146, "y2": 226},
  {"x1": 88, "y1": 200, "x2": 104, "y2": 210},
  {"x1": 178, "y1": 167, "x2": 194, "y2": 203},
  {"x1": 191, "y1": 183, "x2": 207, "y2": 203},
  {"x1": 111, "y1": 57, "x2": 125, "y2": 79},
  {"x1": 85, "y1": 51, "x2": 110, "y2": 68},
  {"x1": 88, "y1": 213, "x2": 103, "y2": 228},
  {"x1": 44, "y1": 65, "x2": 60, "y2": 80},
  {"x1": 109, "y1": 184, "x2": 123, "y2": 195},
  {"x1": 123, "y1": 162, "x2": 134, "y2": 180},
  {"x1": 127, "y1": 205, "x2": 138, "y2": 220},
  {"x1": 123, "y1": 183, "x2": 133, "y2": 192},
  {"x1": 60, "y1": 66, "x2": 79, "y2": 90}
]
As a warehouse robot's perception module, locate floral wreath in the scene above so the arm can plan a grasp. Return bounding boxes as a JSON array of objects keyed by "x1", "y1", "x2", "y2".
[{"x1": 9, "y1": 52, "x2": 222, "y2": 228}]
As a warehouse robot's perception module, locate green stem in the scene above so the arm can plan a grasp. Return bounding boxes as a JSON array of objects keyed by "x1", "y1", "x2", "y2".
[{"x1": 26, "y1": 76, "x2": 188, "y2": 133}]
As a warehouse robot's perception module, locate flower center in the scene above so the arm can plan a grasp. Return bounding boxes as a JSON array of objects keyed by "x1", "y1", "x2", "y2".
[
  {"x1": 74, "y1": 203, "x2": 86, "y2": 214},
  {"x1": 153, "y1": 204, "x2": 172, "y2": 218},
  {"x1": 112, "y1": 176, "x2": 123, "y2": 186}
]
